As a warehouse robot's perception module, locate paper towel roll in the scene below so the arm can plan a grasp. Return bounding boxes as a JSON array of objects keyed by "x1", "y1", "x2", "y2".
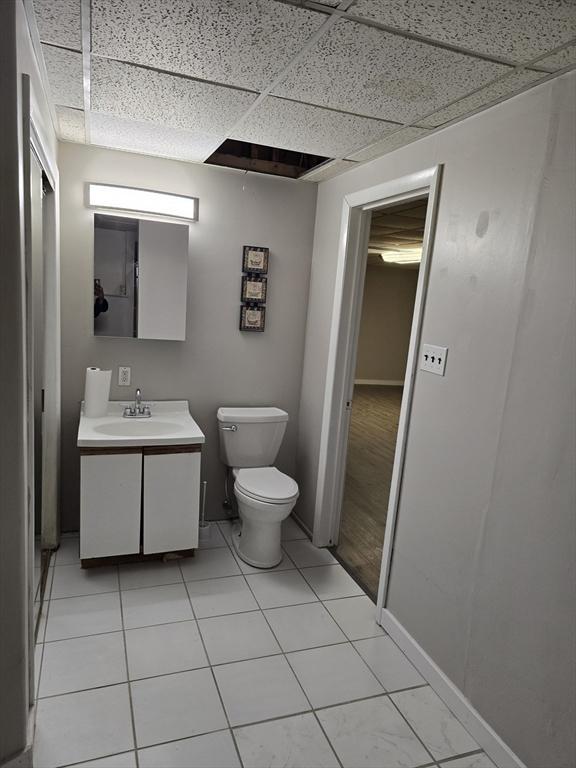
[{"x1": 84, "y1": 367, "x2": 112, "y2": 417}]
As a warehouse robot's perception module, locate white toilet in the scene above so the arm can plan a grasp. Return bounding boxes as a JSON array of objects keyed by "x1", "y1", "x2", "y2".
[{"x1": 217, "y1": 407, "x2": 299, "y2": 568}]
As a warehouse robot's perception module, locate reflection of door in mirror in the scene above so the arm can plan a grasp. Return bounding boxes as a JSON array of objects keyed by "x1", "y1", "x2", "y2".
[{"x1": 94, "y1": 214, "x2": 139, "y2": 337}]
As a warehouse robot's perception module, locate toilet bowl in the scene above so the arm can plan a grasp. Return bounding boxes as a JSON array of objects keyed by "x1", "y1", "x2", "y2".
[
  {"x1": 232, "y1": 467, "x2": 299, "y2": 568},
  {"x1": 217, "y1": 406, "x2": 299, "y2": 569}
]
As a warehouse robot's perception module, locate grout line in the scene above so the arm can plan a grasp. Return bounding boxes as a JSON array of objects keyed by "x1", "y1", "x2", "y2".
[
  {"x1": 60, "y1": 749, "x2": 136, "y2": 768},
  {"x1": 387, "y1": 691, "x2": 439, "y2": 765},
  {"x1": 181, "y1": 579, "x2": 246, "y2": 768},
  {"x1": 38, "y1": 539, "x2": 487, "y2": 766},
  {"x1": 117, "y1": 568, "x2": 140, "y2": 768},
  {"x1": 311, "y1": 708, "x2": 345, "y2": 768}
]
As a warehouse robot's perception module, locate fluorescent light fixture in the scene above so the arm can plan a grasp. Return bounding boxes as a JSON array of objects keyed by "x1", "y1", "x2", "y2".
[
  {"x1": 381, "y1": 247, "x2": 422, "y2": 265},
  {"x1": 87, "y1": 183, "x2": 198, "y2": 221}
]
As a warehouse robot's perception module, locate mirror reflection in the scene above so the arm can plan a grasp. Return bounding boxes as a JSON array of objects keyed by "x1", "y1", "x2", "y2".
[
  {"x1": 93, "y1": 213, "x2": 189, "y2": 341},
  {"x1": 94, "y1": 214, "x2": 139, "y2": 338}
]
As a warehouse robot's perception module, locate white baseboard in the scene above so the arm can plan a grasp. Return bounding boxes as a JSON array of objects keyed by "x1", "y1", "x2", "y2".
[
  {"x1": 379, "y1": 609, "x2": 526, "y2": 768},
  {"x1": 354, "y1": 379, "x2": 404, "y2": 386}
]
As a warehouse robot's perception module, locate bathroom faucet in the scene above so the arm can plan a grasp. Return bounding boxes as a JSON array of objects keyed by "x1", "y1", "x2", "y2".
[{"x1": 123, "y1": 388, "x2": 151, "y2": 418}]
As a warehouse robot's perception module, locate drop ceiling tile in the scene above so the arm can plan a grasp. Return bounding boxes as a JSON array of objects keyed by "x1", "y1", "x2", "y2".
[
  {"x1": 42, "y1": 44, "x2": 84, "y2": 109},
  {"x1": 534, "y1": 44, "x2": 576, "y2": 73},
  {"x1": 90, "y1": 112, "x2": 223, "y2": 163},
  {"x1": 92, "y1": 58, "x2": 257, "y2": 136},
  {"x1": 33, "y1": 0, "x2": 81, "y2": 50},
  {"x1": 300, "y1": 159, "x2": 357, "y2": 182},
  {"x1": 231, "y1": 96, "x2": 397, "y2": 157},
  {"x1": 346, "y1": 127, "x2": 431, "y2": 162},
  {"x1": 273, "y1": 20, "x2": 508, "y2": 123},
  {"x1": 418, "y1": 69, "x2": 547, "y2": 127},
  {"x1": 344, "y1": 0, "x2": 576, "y2": 63},
  {"x1": 57, "y1": 107, "x2": 86, "y2": 143},
  {"x1": 91, "y1": 0, "x2": 324, "y2": 91}
]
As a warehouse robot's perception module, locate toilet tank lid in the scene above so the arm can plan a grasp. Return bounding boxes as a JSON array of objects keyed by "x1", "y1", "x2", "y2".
[{"x1": 217, "y1": 407, "x2": 288, "y2": 423}]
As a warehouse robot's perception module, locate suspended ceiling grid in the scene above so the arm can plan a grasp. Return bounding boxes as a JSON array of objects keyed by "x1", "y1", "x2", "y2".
[
  {"x1": 368, "y1": 200, "x2": 427, "y2": 267},
  {"x1": 29, "y1": 0, "x2": 576, "y2": 180}
]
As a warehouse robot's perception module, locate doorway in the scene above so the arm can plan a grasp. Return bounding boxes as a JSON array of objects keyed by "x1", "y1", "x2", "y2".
[
  {"x1": 334, "y1": 200, "x2": 427, "y2": 598},
  {"x1": 312, "y1": 165, "x2": 441, "y2": 616}
]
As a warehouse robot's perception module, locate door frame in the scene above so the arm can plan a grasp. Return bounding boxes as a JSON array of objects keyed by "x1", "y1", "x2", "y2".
[
  {"x1": 26, "y1": 87, "x2": 61, "y2": 552},
  {"x1": 311, "y1": 166, "x2": 443, "y2": 610}
]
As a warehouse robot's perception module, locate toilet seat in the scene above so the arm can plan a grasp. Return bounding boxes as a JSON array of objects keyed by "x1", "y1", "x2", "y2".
[{"x1": 235, "y1": 467, "x2": 299, "y2": 504}]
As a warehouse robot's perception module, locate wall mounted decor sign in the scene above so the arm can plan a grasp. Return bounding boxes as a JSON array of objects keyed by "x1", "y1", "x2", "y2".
[
  {"x1": 240, "y1": 304, "x2": 266, "y2": 332},
  {"x1": 241, "y1": 275, "x2": 267, "y2": 304},
  {"x1": 242, "y1": 245, "x2": 269, "y2": 274}
]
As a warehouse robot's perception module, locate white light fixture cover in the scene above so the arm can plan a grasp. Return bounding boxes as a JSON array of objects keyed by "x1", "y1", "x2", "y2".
[
  {"x1": 86, "y1": 183, "x2": 198, "y2": 221},
  {"x1": 379, "y1": 246, "x2": 422, "y2": 264}
]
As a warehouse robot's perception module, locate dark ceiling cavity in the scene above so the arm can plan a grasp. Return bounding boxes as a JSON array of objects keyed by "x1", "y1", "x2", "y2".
[{"x1": 205, "y1": 139, "x2": 330, "y2": 178}]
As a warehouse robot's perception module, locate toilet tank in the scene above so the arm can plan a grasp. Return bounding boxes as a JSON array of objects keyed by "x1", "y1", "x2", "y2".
[{"x1": 217, "y1": 407, "x2": 288, "y2": 468}]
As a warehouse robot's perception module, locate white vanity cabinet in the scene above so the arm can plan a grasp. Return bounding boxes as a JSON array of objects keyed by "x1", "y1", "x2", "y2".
[
  {"x1": 79, "y1": 444, "x2": 201, "y2": 563},
  {"x1": 143, "y1": 448, "x2": 201, "y2": 554},
  {"x1": 80, "y1": 451, "x2": 142, "y2": 559}
]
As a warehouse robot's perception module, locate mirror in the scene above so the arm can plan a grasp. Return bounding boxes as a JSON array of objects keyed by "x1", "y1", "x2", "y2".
[{"x1": 93, "y1": 213, "x2": 189, "y2": 340}]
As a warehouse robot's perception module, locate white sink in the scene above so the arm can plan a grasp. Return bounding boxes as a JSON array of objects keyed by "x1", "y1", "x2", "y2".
[
  {"x1": 77, "y1": 400, "x2": 205, "y2": 448},
  {"x1": 93, "y1": 421, "x2": 184, "y2": 437}
]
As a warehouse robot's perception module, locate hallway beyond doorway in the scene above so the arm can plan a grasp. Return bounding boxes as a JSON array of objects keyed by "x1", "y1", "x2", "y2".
[{"x1": 334, "y1": 385, "x2": 403, "y2": 598}]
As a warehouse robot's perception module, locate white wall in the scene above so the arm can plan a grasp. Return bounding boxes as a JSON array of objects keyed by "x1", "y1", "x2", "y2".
[
  {"x1": 297, "y1": 73, "x2": 575, "y2": 768},
  {"x1": 58, "y1": 142, "x2": 317, "y2": 531},
  {"x1": 355, "y1": 265, "x2": 418, "y2": 382}
]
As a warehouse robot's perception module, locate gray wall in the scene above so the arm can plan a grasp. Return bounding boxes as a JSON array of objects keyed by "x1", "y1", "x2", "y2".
[
  {"x1": 355, "y1": 265, "x2": 418, "y2": 382},
  {"x1": 58, "y1": 143, "x2": 317, "y2": 531},
  {"x1": 297, "y1": 73, "x2": 575, "y2": 768}
]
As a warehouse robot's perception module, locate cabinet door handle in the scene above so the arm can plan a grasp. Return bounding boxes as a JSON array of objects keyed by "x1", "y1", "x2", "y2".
[{"x1": 220, "y1": 425, "x2": 238, "y2": 432}]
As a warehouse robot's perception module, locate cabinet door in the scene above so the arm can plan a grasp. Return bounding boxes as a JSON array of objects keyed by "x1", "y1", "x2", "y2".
[
  {"x1": 80, "y1": 453, "x2": 142, "y2": 559},
  {"x1": 143, "y1": 451, "x2": 200, "y2": 554}
]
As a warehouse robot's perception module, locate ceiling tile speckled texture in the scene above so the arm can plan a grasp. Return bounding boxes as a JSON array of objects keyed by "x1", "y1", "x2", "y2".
[
  {"x1": 272, "y1": 20, "x2": 509, "y2": 123},
  {"x1": 344, "y1": 0, "x2": 576, "y2": 63},
  {"x1": 231, "y1": 97, "x2": 398, "y2": 157},
  {"x1": 91, "y1": 58, "x2": 257, "y2": 135},
  {"x1": 41, "y1": 44, "x2": 84, "y2": 109},
  {"x1": 33, "y1": 0, "x2": 81, "y2": 50},
  {"x1": 91, "y1": 112, "x2": 223, "y2": 163},
  {"x1": 32, "y1": 0, "x2": 576, "y2": 180},
  {"x1": 91, "y1": 0, "x2": 324, "y2": 91},
  {"x1": 535, "y1": 44, "x2": 576, "y2": 72},
  {"x1": 56, "y1": 107, "x2": 86, "y2": 143},
  {"x1": 346, "y1": 127, "x2": 431, "y2": 163},
  {"x1": 301, "y1": 159, "x2": 358, "y2": 182},
  {"x1": 418, "y1": 70, "x2": 547, "y2": 127}
]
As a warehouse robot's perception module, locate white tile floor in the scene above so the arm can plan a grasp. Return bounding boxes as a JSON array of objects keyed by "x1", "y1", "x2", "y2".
[{"x1": 34, "y1": 520, "x2": 496, "y2": 768}]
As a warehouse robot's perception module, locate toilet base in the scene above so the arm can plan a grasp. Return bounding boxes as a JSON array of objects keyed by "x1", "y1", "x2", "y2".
[{"x1": 232, "y1": 519, "x2": 283, "y2": 569}]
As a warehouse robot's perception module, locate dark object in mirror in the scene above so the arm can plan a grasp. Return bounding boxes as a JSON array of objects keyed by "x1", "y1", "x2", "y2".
[{"x1": 94, "y1": 279, "x2": 109, "y2": 318}]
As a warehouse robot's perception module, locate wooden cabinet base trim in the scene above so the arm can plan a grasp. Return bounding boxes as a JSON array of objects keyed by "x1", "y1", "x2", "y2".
[
  {"x1": 81, "y1": 549, "x2": 195, "y2": 568},
  {"x1": 80, "y1": 444, "x2": 202, "y2": 456}
]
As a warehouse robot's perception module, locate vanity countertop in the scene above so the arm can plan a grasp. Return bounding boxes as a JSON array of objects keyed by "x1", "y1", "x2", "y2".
[{"x1": 77, "y1": 400, "x2": 205, "y2": 448}]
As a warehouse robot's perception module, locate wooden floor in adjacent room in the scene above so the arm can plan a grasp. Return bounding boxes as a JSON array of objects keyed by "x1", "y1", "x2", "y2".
[{"x1": 334, "y1": 385, "x2": 403, "y2": 599}]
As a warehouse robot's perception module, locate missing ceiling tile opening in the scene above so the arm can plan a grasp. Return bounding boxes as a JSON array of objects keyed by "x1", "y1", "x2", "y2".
[{"x1": 205, "y1": 140, "x2": 330, "y2": 179}]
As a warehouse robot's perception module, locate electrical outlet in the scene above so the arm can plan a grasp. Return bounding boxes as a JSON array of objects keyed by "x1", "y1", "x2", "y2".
[
  {"x1": 420, "y1": 344, "x2": 448, "y2": 376},
  {"x1": 118, "y1": 366, "x2": 131, "y2": 386}
]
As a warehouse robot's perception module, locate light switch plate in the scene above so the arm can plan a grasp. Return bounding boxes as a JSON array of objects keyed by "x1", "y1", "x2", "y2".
[
  {"x1": 420, "y1": 344, "x2": 448, "y2": 376},
  {"x1": 118, "y1": 366, "x2": 131, "y2": 386}
]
